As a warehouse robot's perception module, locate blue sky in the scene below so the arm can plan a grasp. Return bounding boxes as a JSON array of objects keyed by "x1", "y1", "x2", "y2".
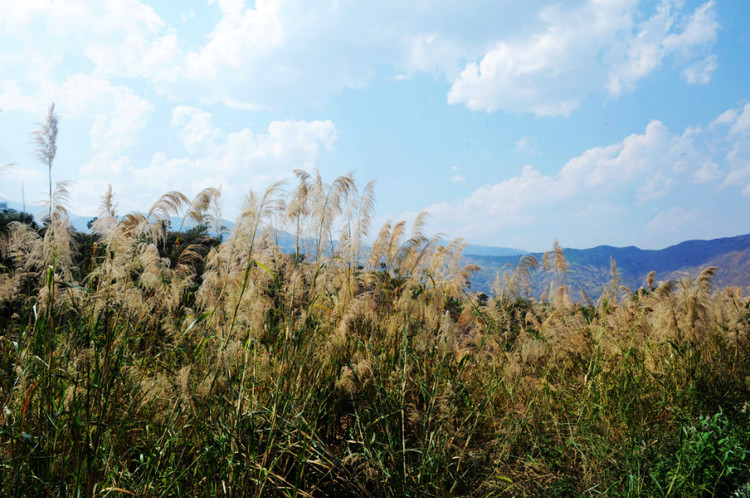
[{"x1": 1, "y1": 0, "x2": 749, "y2": 251}]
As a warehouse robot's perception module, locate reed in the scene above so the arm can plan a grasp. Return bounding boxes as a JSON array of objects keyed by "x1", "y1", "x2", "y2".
[{"x1": 1, "y1": 170, "x2": 749, "y2": 496}]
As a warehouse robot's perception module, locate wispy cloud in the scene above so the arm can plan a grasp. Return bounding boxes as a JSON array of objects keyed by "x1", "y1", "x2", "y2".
[
  {"x1": 681, "y1": 54, "x2": 718, "y2": 85},
  {"x1": 514, "y1": 137, "x2": 540, "y2": 155}
]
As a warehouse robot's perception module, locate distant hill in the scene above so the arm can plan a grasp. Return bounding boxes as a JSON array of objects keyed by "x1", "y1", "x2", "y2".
[
  {"x1": 0, "y1": 199, "x2": 94, "y2": 232},
  {"x1": 0, "y1": 198, "x2": 235, "y2": 235},
  {"x1": 464, "y1": 243, "x2": 527, "y2": 257},
  {"x1": 464, "y1": 234, "x2": 750, "y2": 299},
  {"x1": 4, "y1": 197, "x2": 747, "y2": 299}
]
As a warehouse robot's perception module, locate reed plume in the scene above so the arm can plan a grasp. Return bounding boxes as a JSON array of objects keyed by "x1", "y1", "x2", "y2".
[
  {"x1": 32, "y1": 103, "x2": 58, "y2": 217},
  {"x1": 2, "y1": 166, "x2": 749, "y2": 497}
]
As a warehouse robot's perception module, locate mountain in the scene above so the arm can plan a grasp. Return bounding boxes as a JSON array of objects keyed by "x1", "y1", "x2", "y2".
[
  {"x1": 0, "y1": 199, "x2": 94, "y2": 232},
  {"x1": 0, "y1": 198, "x2": 235, "y2": 235},
  {"x1": 4, "y1": 196, "x2": 748, "y2": 299},
  {"x1": 463, "y1": 243, "x2": 527, "y2": 257},
  {"x1": 464, "y1": 234, "x2": 750, "y2": 299}
]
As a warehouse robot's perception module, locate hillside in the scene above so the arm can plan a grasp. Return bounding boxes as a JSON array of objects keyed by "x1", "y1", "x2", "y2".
[{"x1": 465, "y1": 233, "x2": 750, "y2": 299}]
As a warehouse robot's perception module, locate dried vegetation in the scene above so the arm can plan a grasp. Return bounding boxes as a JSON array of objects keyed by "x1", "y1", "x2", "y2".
[{"x1": 1, "y1": 172, "x2": 749, "y2": 496}]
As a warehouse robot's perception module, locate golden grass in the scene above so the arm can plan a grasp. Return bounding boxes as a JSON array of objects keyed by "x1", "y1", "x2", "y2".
[{"x1": 0, "y1": 173, "x2": 749, "y2": 496}]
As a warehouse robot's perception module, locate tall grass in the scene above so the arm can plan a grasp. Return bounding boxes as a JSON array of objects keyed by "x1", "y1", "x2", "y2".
[{"x1": 1, "y1": 174, "x2": 749, "y2": 496}]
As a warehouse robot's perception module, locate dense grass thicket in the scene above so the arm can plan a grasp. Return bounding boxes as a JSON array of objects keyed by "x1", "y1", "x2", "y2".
[{"x1": 1, "y1": 172, "x2": 750, "y2": 496}]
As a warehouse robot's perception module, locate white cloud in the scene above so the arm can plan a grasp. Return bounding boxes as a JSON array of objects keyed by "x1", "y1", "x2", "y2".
[
  {"x1": 728, "y1": 103, "x2": 750, "y2": 137},
  {"x1": 681, "y1": 54, "x2": 718, "y2": 84},
  {"x1": 402, "y1": 33, "x2": 468, "y2": 80},
  {"x1": 185, "y1": 0, "x2": 283, "y2": 77},
  {"x1": 0, "y1": 0, "x2": 722, "y2": 114},
  {"x1": 0, "y1": 1, "x2": 171, "y2": 79},
  {"x1": 422, "y1": 104, "x2": 749, "y2": 248},
  {"x1": 0, "y1": 2, "x2": 161, "y2": 152},
  {"x1": 711, "y1": 108, "x2": 738, "y2": 128},
  {"x1": 0, "y1": 73, "x2": 153, "y2": 154},
  {"x1": 448, "y1": 0, "x2": 719, "y2": 115},
  {"x1": 661, "y1": 1, "x2": 718, "y2": 57},
  {"x1": 72, "y1": 111, "x2": 337, "y2": 217},
  {"x1": 0, "y1": 167, "x2": 47, "y2": 207},
  {"x1": 637, "y1": 172, "x2": 672, "y2": 203},
  {"x1": 646, "y1": 206, "x2": 701, "y2": 235},
  {"x1": 82, "y1": 3, "x2": 169, "y2": 78},
  {"x1": 514, "y1": 137, "x2": 540, "y2": 155},
  {"x1": 60, "y1": 75, "x2": 154, "y2": 153},
  {"x1": 171, "y1": 106, "x2": 222, "y2": 155},
  {"x1": 693, "y1": 160, "x2": 721, "y2": 183},
  {"x1": 710, "y1": 104, "x2": 750, "y2": 193},
  {"x1": 608, "y1": 0, "x2": 718, "y2": 94},
  {"x1": 0, "y1": 81, "x2": 41, "y2": 114},
  {"x1": 448, "y1": 165, "x2": 466, "y2": 184}
]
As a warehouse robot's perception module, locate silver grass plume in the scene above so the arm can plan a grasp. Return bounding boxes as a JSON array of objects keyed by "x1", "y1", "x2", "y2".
[
  {"x1": 310, "y1": 170, "x2": 355, "y2": 262},
  {"x1": 340, "y1": 178, "x2": 376, "y2": 268},
  {"x1": 91, "y1": 184, "x2": 119, "y2": 236},
  {"x1": 494, "y1": 254, "x2": 538, "y2": 303},
  {"x1": 369, "y1": 220, "x2": 392, "y2": 272},
  {"x1": 287, "y1": 169, "x2": 313, "y2": 261},
  {"x1": 32, "y1": 103, "x2": 58, "y2": 217},
  {"x1": 145, "y1": 191, "x2": 190, "y2": 245},
  {"x1": 179, "y1": 187, "x2": 222, "y2": 233},
  {"x1": 42, "y1": 180, "x2": 74, "y2": 285}
]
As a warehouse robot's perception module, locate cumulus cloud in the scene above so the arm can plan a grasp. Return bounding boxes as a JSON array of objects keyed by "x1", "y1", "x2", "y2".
[
  {"x1": 607, "y1": 1, "x2": 718, "y2": 95},
  {"x1": 171, "y1": 106, "x2": 222, "y2": 155},
  {"x1": 0, "y1": 2, "x2": 160, "y2": 152},
  {"x1": 0, "y1": 0, "x2": 405, "y2": 112},
  {"x1": 72, "y1": 109, "x2": 337, "y2": 216},
  {"x1": 422, "y1": 104, "x2": 749, "y2": 249},
  {"x1": 69, "y1": 78, "x2": 153, "y2": 153},
  {"x1": 402, "y1": 33, "x2": 469, "y2": 80},
  {"x1": 0, "y1": 0, "x2": 722, "y2": 113},
  {"x1": 55, "y1": 75, "x2": 153, "y2": 153},
  {"x1": 0, "y1": 74, "x2": 153, "y2": 154},
  {"x1": 0, "y1": 0, "x2": 740, "y2": 250},
  {"x1": 713, "y1": 104, "x2": 750, "y2": 193},
  {"x1": 728, "y1": 103, "x2": 750, "y2": 137},
  {"x1": 185, "y1": 0, "x2": 283, "y2": 76},
  {"x1": 448, "y1": 0, "x2": 719, "y2": 115},
  {"x1": 0, "y1": 1, "x2": 173, "y2": 80}
]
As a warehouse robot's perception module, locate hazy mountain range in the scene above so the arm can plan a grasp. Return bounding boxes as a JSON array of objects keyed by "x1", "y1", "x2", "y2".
[
  {"x1": 3, "y1": 198, "x2": 748, "y2": 299},
  {"x1": 463, "y1": 235, "x2": 750, "y2": 299}
]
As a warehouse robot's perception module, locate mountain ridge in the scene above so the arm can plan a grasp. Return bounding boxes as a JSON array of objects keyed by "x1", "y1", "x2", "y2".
[
  {"x1": 464, "y1": 233, "x2": 750, "y2": 299},
  {"x1": 3, "y1": 197, "x2": 747, "y2": 298}
]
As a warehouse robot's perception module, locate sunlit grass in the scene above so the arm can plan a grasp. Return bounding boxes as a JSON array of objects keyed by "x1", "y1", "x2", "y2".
[{"x1": 1, "y1": 173, "x2": 749, "y2": 496}]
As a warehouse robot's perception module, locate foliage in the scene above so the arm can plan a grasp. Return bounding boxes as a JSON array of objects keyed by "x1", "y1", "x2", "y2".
[
  {"x1": 1, "y1": 173, "x2": 749, "y2": 496},
  {"x1": 650, "y1": 409, "x2": 750, "y2": 496},
  {"x1": 0, "y1": 209, "x2": 35, "y2": 231}
]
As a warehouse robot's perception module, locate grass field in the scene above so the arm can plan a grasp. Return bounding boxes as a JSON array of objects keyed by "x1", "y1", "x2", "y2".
[{"x1": 1, "y1": 173, "x2": 749, "y2": 496}]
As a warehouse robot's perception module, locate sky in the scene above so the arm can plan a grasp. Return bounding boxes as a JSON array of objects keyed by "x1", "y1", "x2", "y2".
[{"x1": 1, "y1": 0, "x2": 749, "y2": 252}]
